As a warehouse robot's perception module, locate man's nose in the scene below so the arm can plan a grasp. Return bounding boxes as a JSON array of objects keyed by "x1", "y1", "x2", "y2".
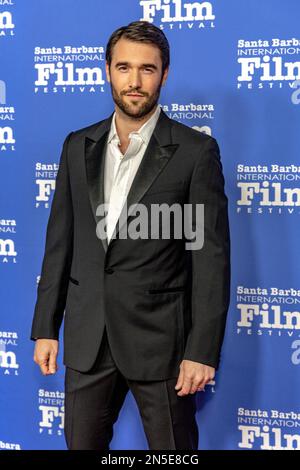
[{"x1": 128, "y1": 70, "x2": 142, "y2": 90}]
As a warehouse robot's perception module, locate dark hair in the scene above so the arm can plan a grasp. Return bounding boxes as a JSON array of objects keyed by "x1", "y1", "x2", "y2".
[{"x1": 106, "y1": 20, "x2": 170, "y2": 75}]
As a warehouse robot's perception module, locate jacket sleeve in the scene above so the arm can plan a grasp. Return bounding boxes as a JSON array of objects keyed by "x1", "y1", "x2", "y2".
[
  {"x1": 182, "y1": 136, "x2": 231, "y2": 370},
  {"x1": 30, "y1": 131, "x2": 74, "y2": 341}
]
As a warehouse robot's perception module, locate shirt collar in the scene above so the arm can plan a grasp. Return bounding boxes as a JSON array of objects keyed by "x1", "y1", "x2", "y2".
[{"x1": 107, "y1": 104, "x2": 161, "y2": 146}]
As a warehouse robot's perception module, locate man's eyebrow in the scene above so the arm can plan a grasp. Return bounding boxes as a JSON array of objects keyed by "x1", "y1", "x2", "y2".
[{"x1": 115, "y1": 61, "x2": 158, "y2": 70}]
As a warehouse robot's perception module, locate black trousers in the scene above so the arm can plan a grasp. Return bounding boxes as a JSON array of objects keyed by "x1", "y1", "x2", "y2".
[{"x1": 64, "y1": 326, "x2": 199, "y2": 450}]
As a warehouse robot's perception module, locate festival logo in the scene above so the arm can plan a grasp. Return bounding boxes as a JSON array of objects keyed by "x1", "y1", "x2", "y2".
[
  {"x1": 236, "y1": 164, "x2": 300, "y2": 215},
  {"x1": 0, "y1": 219, "x2": 17, "y2": 263},
  {"x1": 34, "y1": 45, "x2": 106, "y2": 94},
  {"x1": 236, "y1": 285, "x2": 300, "y2": 365},
  {"x1": 0, "y1": 79, "x2": 16, "y2": 152},
  {"x1": 236, "y1": 285, "x2": 300, "y2": 338},
  {"x1": 237, "y1": 38, "x2": 300, "y2": 90},
  {"x1": 0, "y1": 440, "x2": 21, "y2": 450},
  {"x1": 238, "y1": 407, "x2": 300, "y2": 450},
  {"x1": 139, "y1": 0, "x2": 216, "y2": 30},
  {"x1": 0, "y1": 330, "x2": 19, "y2": 375},
  {"x1": 35, "y1": 162, "x2": 58, "y2": 209},
  {"x1": 0, "y1": 0, "x2": 15, "y2": 38},
  {"x1": 38, "y1": 388, "x2": 65, "y2": 437},
  {"x1": 162, "y1": 102, "x2": 214, "y2": 135}
]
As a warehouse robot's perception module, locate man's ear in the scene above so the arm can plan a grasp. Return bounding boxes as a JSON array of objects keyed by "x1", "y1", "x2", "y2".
[
  {"x1": 105, "y1": 62, "x2": 111, "y2": 83},
  {"x1": 162, "y1": 67, "x2": 169, "y2": 86}
]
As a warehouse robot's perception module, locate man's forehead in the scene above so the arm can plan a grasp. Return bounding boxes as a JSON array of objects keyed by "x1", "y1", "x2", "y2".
[{"x1": 112, "y1": 39, "x2": 160, "y2": 61}]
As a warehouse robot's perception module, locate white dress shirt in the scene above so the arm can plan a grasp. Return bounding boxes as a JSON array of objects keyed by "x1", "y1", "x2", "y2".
[{"x1": 104, "y1": 104, "x2": 161, "y2": 244}]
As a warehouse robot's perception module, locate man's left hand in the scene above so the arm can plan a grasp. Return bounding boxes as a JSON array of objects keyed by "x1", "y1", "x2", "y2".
[{"x1": 175, "y1": 360, "x2": 215, "y2": 396}]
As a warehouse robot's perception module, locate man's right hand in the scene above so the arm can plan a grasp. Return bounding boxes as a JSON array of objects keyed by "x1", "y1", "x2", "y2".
[{"x1": 33, "y1": 339, "x2": 59, "y2": 375}]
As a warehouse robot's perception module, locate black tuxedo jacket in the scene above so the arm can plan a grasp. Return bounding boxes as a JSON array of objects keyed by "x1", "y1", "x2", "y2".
[{"x1": 30, "y1": 108, "x2": 231, "y2": 380}]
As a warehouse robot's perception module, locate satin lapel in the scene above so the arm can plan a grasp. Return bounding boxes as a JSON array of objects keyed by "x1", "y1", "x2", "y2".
[
  {"x1": 84, "y1": 109, "x2": 179, "y2": 252},
  {"x1": 85, "y1": 134, "x2": 109, "y2": 253}
]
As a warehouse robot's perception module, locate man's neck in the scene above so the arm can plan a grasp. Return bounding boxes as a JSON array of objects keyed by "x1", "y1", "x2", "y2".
[{"x1": 114, "y1": 105, "x2": 158, "y2": 144}]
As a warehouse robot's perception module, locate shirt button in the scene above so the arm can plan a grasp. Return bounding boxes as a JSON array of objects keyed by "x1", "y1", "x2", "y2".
[{"x1": 105, "y1": 268, "x2": 114, "y2": 274}]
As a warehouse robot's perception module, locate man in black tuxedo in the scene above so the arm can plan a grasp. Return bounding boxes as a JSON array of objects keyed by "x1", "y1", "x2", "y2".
[{"x1": 31, "y1": 21, "x2": 230, "y2": 450}]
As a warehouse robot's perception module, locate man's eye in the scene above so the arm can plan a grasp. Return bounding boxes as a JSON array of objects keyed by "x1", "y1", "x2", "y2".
[{"x1": 118, "y1": 66, "x2": 153, "y2": 72}]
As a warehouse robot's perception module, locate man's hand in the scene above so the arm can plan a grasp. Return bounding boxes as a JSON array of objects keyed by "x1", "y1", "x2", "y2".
[
  {"x1": 33, "y1": 339, "x2": 59, "y2": 375},
  {"x1": 175, "y1": 360, "x2": 215, "y2": 396}
]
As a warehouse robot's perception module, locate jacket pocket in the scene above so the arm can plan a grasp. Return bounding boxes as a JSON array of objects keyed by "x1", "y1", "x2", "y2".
[
  {"x1": 145, "y1": 180, "x2": 186, "y2": 196},
  {"x1": 69, "y1": 276, "x2": 79, "y2": 286},
  {"x1": 147, "y1": 286, "x2": 185, "y2": 294}
]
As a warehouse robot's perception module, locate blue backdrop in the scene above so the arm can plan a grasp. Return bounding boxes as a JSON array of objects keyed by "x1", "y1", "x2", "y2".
[{"x1": 1, "y1": 0, "x2": 300, "y2": 450}]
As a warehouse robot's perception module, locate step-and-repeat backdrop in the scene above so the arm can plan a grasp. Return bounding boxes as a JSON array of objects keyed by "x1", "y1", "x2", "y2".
[{"x1": 1, "y1": 0, "x2": 300, "y2": 450}]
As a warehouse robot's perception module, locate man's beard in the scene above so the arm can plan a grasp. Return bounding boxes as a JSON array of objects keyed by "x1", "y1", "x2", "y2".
[{"x1": 109, "y1": 76, "x2": 163, "y2": 120}]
